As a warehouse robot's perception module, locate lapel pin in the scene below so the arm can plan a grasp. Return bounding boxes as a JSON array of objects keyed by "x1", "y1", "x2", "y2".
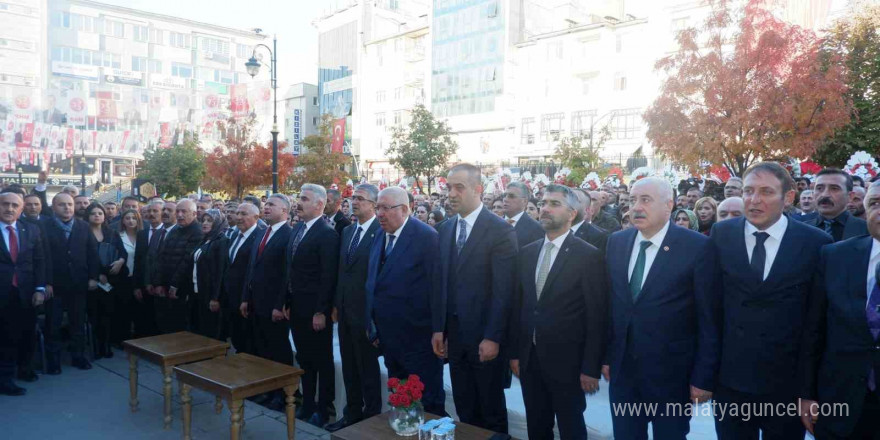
[{"x1": 663, "y1": 246, "x2": 669, "y2": 251}]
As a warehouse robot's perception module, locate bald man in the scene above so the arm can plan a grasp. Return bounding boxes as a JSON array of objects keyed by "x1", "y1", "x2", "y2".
[
  {"x1": 153, "y1": 199, "x2": 203, "y2": 333},
  {"x1": 717, "y1": 197, "x2": 744, "y2": 222}
]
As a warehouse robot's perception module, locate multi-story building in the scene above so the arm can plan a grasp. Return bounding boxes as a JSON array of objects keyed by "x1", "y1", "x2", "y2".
[
  {"x1": 283, "y1": 82, "x2": 319, "y2": 156},
  {"x1": 0, "y1": 0, "x2": 46, "y2": 90}
]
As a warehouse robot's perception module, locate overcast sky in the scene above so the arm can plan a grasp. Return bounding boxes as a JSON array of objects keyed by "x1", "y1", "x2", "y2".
[{"x1": 100, "y1": 0, "x2": 326, "y2": 88}]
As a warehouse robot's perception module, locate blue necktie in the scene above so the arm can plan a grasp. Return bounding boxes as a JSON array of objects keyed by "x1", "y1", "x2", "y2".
[
  {"x1": 867, "y1": 262, "x2": 880, "y2": 391},
  {"x1": 228, "y1": 233, "x2": 243, "y2": 262},
  {"x1": 290, "y1": 224, "x2": 305, "y2": 256},
  {"x1": 347, "y1": 226, "x2": 362, "y2": 265},
  {"x1": 751, "y1": 232, "x2": 769, "y2": 282},
  {"x1": 384, "y1": 234, "x2": 396, "y2": 258},
  {"x1": 822, "y1": 219, "x2": 833, "y2": 235},
  {"x1": 456, "y1": 218, "x2": 468, "y2": 254}
]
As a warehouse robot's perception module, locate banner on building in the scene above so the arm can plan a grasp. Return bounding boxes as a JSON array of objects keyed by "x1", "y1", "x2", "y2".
[{"x1": 331, "y1": 118, "x2": 345, "y2": 153}]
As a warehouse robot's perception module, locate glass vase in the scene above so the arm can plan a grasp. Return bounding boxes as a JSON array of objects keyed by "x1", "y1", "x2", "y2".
[{"x1": 388, "y1": 402, "x2": 424, "y2": 437}]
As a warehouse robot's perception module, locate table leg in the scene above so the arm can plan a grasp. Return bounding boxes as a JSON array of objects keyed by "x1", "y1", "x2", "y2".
[
  {"x1": 229, "y1": 399, "x2": 243, "y2": 440},
  {"x1": 180, "y1": 382, "x2": 192, "y2": 440},
  {"x1": 240, "y1": 403, "x2": 246, "y2": 430},
  {"x1": 128, "y1": 354, "x2": 139, "y2": 412},
  {"x1": 215, "y1": 395, "x2": 223, "y2": 414},
  {"x1": 163, "y1": 365, "x2": 173, "y2": 429},
  {"x1": 284, "y1": 385, "x2": 297, "y2": 440}
]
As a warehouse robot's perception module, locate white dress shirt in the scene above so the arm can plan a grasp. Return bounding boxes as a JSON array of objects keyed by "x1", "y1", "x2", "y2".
[
  {"x1": 385, "y1": 216, "x2": 409, "y2": 254},
  {"x1": 570, "y1": 220, "x2": 586, "y2": 235},
  {"x1": 265, "y1": 219, "x2": 288, "y2": 243},
  {"x1": 299, "y1": 216, "x2": 322, "y2": 237},
  {"x1": 192, "y1": 247, "x2": 203, "y2": 293},
  {"x1": 866, "y1": 238, "x2": 880, "y2": 306},
  {"x1": 350, "y1": 215, "x2": 376, "y2": 248},
  {"x1": 121, "y1": 232, "x2": 136, "y2": 277},
  {"x1": 628, "y1": 221, "x2": 671, "y2": 282},
  {"x1": 229, "y1": 223, "x2": 258, "y2": 263},
  {"x1": 535, "y1": 231, "x2": 570, "y2": 284},
  {"x1": 744, "y1": 215, "x2": 788, "y2": 281},
  {"x1": 0, "y1": 220, "x2": 17, "y2": 254},
  {"x1": 455, "y1": 207, "x2": 482, "y2": 245},
  {"x1": 506, "y1": 211, "x2": 524, "y2": 227}
]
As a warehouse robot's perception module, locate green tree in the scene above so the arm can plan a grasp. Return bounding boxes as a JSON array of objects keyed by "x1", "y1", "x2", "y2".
[
  {"x1": 138, "y1": 137, "x2": 206, "y2": 198},
  {"x1": 385, "y1": 104, "x2": 458, "y2": 193},
  {"x1": 813, "y1": 3, "x2": 880, "y2": 167},
  {"x1": 288, "y1": 114, "x2": 351, "y2": 189},
  {"x1": 553, "y1": 125, "x2": 611, "y2": 184}
]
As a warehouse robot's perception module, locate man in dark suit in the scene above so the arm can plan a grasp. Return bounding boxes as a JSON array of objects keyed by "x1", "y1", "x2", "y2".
[
  {"x1": 571, "y1": 188, "x2": 610, "y2": 256},
  {"x1": 711, "y1": 162, "x2": 833, "y2": 439},
  {"x1": 326, "y1": 184, "x2": 382, "y2": 432},
  {"x1": 366, "y1": 186, "x2": 445, "y2": 415},
  {"x1": 804, "y1": 168, "x2": 868, "y2": 241},
  {"x1": 152, "y1": 199, "x2": 202, "y2": 334},
  {"x1": 509, "y1": 185, "x2": 607, "y2": 440},
  {"x1": 17, "y1": 191, "x2": 50, "y2": 382},
  {"x1": 0, "y1": 192, "x2": 47, "y2": 395},
  {"x1": 590, "y1": 190, "x2": 622, "y2": 232},
  {"x1": 224, "y1": 202, "x2": 263, "y2": 355},
  {"x1": 131, "y1": 200, "x2": 166, "y2": 338},
  {"x1": 325, "y1": 188, "x2": 352, "y2": 236},
  {"x1": 799, "y1": 180, "x2": 880, "y2": 439},
  {"x1": 604, "y1": 177, "x2": 720, "y2": 439},
  {"x1": 503, "y1": 182, "x2": 543, "y2": 248},
  {"x1": 42, "y1": 193, "x2": 99, "y2": 373},
  {"x1": 433, "y1": 163, "x2": 517, "y2": 433},
  {"x1": 287, "y1": 184, "x2": 339, "y2": 426},
  {"x1": 240, "y1": 194, "x2": 293, "y2": 409}
]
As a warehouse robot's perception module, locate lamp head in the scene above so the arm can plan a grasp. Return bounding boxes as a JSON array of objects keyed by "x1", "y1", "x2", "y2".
[{"x1": 245, "y1": 56, "x2": 261, "y2": 77}]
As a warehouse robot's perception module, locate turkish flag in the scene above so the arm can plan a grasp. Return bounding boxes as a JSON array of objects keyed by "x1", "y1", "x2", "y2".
[{"x1": 331, "y1": 118, "x2": 345, "y2": 153}]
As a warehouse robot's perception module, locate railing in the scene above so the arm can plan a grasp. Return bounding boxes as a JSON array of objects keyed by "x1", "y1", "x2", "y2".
[{"x1": 92, "y1": 178, "x2": 133, "y2": 203}]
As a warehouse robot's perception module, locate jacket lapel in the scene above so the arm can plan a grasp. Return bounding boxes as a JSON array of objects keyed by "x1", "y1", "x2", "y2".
[
  {"x1": 0, "y1": 224, "x2": 11, "y2": 261},
  {"x1": 849, "y1": 236, "x2": 875, "y2": 341},
  {"x1": 636, "y1": 224, "x2": 678, "y2": 302},
  {"x1": 538, "y1": 233, "x2": 574, "y2": 302},
  {"x1": 378, "y1": 219, "x2": 415, "y2": 279},
  {"x1": 761, "y1": 218, "x2": 799, "y2": 289},
  {"x1": 613, "y1": 228, "x2": 637, "y2": 302},
  {"x1": 456, "y1": 208, "x2": 490, "y2": 271},
  {"x1": 349, "y1": 221, "x2": 379, "y2": 268}
]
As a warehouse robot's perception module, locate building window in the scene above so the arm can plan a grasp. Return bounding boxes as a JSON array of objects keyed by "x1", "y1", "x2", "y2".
[
  {"x1": 610, "y1": 108, "x2": 641, "y2": 139},
  {"x1": 201, "y1": 37, "x2": 229, "y2": 55},
  {"x1": 169, "y1": 32, "x2": 190, "y2": 48},
  {"x1": 521, "y1": 117, "x2": 535, "y2": 144},
  {"x1": 131, "y1": 56, "x2": 148, "y2": 72},
  {"x1": 312, "y1": 117, "x2": 318, "y2": 126},
  {"x1": 172, "y1": 62, "x2": 193, "y2": 78},
  {"x1": 393, "y1": 111, "x2": 403, "y2": 126},
  {"x1": 540, "y1": 113, "x2": 564, "y2": 141},
  {"x1": 149, "y1": 28, "x2": 163, "y2": 44},
  {"x1": 132, "y1": 25, "x2": 148, "y2": 42},
  {"x1": 53, "y1": 12, "x2": 97, "y2": 32},
  {"x1": 103, "y1": 19, "x2": 124, "y2": 38},
  {"x1": 614, "y1": 72, "x2": 627, "y2": 91},
  {"x1": 376, "y1": 90, "x2": 386, "y2": 103},
  {"x1": 148, "y1": 59, "x2": 162, "y2": 74},
  {"x1": 570, "y1": 110, "x2": 597, "y2": 138},
  {"x1": 394, "y1": 87, "x2": 402, "y2": 100},
  {"x1": 375, "y1": 112, "x2": 386, "y2": 127},
  {"x1": 236, "y1": 43, "x2": 250, "y2": 58},
  {"x1": 616, "y1": 35, "x2": 623, "y2": 53},
  {"x1": 312, "y1": 97, "x2": 318, "y2": 106}
]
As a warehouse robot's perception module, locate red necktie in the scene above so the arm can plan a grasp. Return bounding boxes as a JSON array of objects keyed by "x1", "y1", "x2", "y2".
[
  {"x1": 7, "y1": 225, "x2": 18, "y2": 287},
  {"x1": 257, "y1": 227, "x2": 272, "y2": 257}
]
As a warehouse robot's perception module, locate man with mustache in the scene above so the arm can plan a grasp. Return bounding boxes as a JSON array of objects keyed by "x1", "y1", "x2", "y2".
[
  {"x1": 804, "y1": 168, "x2": 867, "y2": 242},
  {"x1": 794, "y1": 189, "x2": 818, "y2": 222}
]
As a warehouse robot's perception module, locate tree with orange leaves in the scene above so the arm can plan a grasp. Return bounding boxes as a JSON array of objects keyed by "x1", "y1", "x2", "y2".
[
  {"x1": 644, "y1": 0, "x2": 851, "y2": 176},
  {"x1": 203, "y1": 114, "x2": 296, "y2": 200}
]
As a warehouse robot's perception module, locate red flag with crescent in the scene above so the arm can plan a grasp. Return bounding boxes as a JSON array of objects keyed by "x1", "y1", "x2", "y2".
[{"x1": 331, "y1": 118, "x2": 345, "y2": 153}]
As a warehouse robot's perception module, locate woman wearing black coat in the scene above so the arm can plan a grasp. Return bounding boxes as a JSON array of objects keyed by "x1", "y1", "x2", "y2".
[
  {"x1": 86, "y1": 202, "x2": 128, "y2": 358},
  {"x1": 172, "y1": 209, "x2": 229, "y2": 339}
]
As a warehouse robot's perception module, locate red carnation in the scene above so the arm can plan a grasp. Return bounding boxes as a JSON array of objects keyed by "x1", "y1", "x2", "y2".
[
  {"x1": 388, "y1": 378, "x2": 400, "y2": 390},
  {"x1": 399, "y1": 393, "x2": 412, "y2": 407},
  {"x1": 411, "y1": 389, "x2": 422, "y2": 401},
  {"x1": 408, "y1": 374, "x2": 420, "y2": 383}
]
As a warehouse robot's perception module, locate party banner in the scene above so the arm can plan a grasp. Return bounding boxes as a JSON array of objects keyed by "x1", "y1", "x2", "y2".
[
  {"x1": 230, "y1": 84, "x2": 249, "y2": 119},
  {"x1": 66, "y1": 90, "x2": 88, "y2": 126}
]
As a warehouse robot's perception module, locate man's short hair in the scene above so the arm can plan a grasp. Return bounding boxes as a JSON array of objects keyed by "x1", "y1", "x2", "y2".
[
  {"x1": 743, "y1": 161, "x2": 796, "y2": 194},
  {"x1": 379, "y1": 186, "x2": 410, "y2": 206},
  {"x1": 355, "y1": 183, "x2": 379, "y2": 202},
  {"x1": 1, "y1": 184, "x2": 26, "y2": 198},
  {"x1": 122, "y1": 196, "x2": 139, "y2": 205},
  {"x1": 61, "y1": 185, "x2": 79, "y2": 196},
  {"x1": 448, "y1": 163, "x2": 482, "y2": 188},
  {"x1": 507, "y1": 182, "x2": 530, "y2": 199},
  {"x1": 105, "y1": 201, "x2": 117, "y2": 206},
  {"x1": 268, "y1": 193, "x2": 291, "y2": 211},
  {"x1": 816, "y1": 168, "x2": 853, "y2": 192},
  {"x1": 686, "y1": 187, "x2": 703, "y2": 195},
  {"x1": 544, "y1": 184, "x2": 579, "y2": 211},
  {"x1": 243, "y1": 195, "x2": 261, "y2": 209},
  {"x1": 633, "y1": 177, "x2": 674, "y2": 203},
  {"x1": 237, "y1": 202, "x2": 259, "y2": 215},
  {"x1": 326, "y1": 188, "x2": 341, "y2": 203},
  {"x1": 300, "y1": 184, "x2": 327, "y2": 203},
  {"x1": 727, "y1": 176, "x2": 743, "y2": 185},
  {"x1": 23, "y1": 193, "x2": 40, "y2": 202}
]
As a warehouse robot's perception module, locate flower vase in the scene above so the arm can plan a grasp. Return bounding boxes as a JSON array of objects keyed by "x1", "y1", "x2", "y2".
[{"x1": 388, "y1": 402, "x2": 424, "y2": 436}]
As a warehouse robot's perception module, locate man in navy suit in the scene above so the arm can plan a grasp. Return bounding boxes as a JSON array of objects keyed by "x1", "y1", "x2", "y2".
[
  {"x1": 604, "y1": 177, "x2": 720, "y2": 440},
  {"x1": 327, "y1": 184, "x2": 382, "y2": 432},
  {"x1": 503, "y1": 182, "x2": 543, "y2": 248},
  {"x1": 131, "y1": 200, "x2": 165, "y2": 338},
  {"x1": 711, "y1": 162, "x2": 832, "y2": 439},
  {"x1": 286, "y1": 184, "x2": 339, "y2": 426},
  {"x1": 224, "y1": 202, "x2": 263, "y2": 354},
  {"x1": 42, "y1": 193, "x2": 99, "y2": 373},
  {"x1": 803, "y1": 168, "x2": 868, "y2": 241},
  {"x1": 366, "y1": 186, "x2": 445, "y2": 415},
  {"x1": 571, "y1": 189, "x2": 610, "y2": 256},
  {"x1": 799, "y1": 180, "x2": 880, "y2": 439},
  {"x1": 433, "y1": 163, "x2": 518, "y2": 433},
  {"x1": 0, "y1": 192, "x2": 46, "y2": 396},
  {"x1": 509, "y1": 185, "x2": 608, "y2": 440}
]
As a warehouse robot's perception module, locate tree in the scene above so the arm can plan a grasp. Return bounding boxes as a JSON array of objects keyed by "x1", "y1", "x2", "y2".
[
  {"x1": 644, "y1": 0, "x2": 851, "y2": 176},
  {"x1": 138, "y1": 137, "x2": 205, "y2": 198},
  {"x1": 203, "y1": 115, "x2": 296, "y2": 199},
  {"x1": 813, "y1": 2, "x2": 880, "y2": 167},
  {"x1": 385, "y1": 104, "x2": 458, "y2": 193},
  {"x1": 288, "y1": 114, "x2": 351, "y2": 189},
  {"x1": 553, "y1": 125, "x2": 611, "y2": 184}
]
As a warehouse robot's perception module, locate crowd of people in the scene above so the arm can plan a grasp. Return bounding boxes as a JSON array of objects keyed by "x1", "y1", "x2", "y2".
[{"x1": 0, "y1": 161, "x2": 877, "y2": 440}]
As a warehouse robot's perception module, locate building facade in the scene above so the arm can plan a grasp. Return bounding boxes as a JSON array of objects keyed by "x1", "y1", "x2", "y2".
[{"x1": 283, "y1": 82, "x2": 319, "y2": 156}]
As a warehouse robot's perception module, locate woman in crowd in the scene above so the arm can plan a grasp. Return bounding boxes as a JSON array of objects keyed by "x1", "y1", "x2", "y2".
[
  {"x1": 341, "y1": 198, "x2": 352, "y2": 218},
  {"x1": 86, "y1": 202, "x2": 127, "y2": 359},
  {"x1": 526, "y1": 198, "x2": 540, "y2": 221},
  {"x1": 415, "y1": 202, "x2": 431, "y2": 223},
  {"x1": 673, "y1": 208, "x2": 700, "y2": 232},
  {"x1": 428, "y1": 210, "x2": 444, "y2": 228},
  {"x1": 621, "y1": 211, "x2": 633, "y2": 230},
  {"x1": 112, "y1": 208, "x2": 142, "y2": 347},
  {"x1": 177, "y1": 209, "x2": 229, "y2": 339},
  {"x1": 491, "y1": 196, "x2": 505, "y2": 217},
  {"x1": 694, "y1": 197, "x2": 718, "y2": 235}
]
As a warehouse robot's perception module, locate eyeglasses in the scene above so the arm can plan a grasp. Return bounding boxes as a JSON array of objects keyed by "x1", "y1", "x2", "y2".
[
  {"x1": 352, "y1": 195, "x2": 376, "y2": 203},
  {"x1": 376, "y1": 203, "x2": 405, "y2": 213}
]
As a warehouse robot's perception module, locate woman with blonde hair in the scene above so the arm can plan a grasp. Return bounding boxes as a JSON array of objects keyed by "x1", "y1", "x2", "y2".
[{"x1": 694, "y1": 197, "x2": 718, "y2": 235}]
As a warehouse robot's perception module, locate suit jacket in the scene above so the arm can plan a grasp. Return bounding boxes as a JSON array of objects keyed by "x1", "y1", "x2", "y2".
[
  {"x1": 132, "y1": 228, "x2": 150, "y2": 289},
  {"x1": 799, "y1": 235, "x2": 880, "y2": 437},
  {"x1": 512, "y1": 212, "x2": 544, "y2": 249},
  {"x1": 155, "y1": 221, "x2": 203, "y2": 289},
  {"x1": 606, "y1": 224, "x2": 721, "y2": 398},
  {"x1": 711, "y1": 216, "x2": 832, "y2": 395},
  {"x1": 286, "y1": 219, "x2": 339, "y2": 320},
  {"x1": 0, "y1": 220, "x2": 47, "y2": 303},
  {"x1": 573, "y1": 222, "x2": 610, "y2": 257},
  {"x1": 224, "y1": 226, "x2": 263, "y2": 310},
  {"x1": 41, "y1": 217, "x2": 98, "y2": 291},
  {"x1": 804, "y1": 210, "x2": 867, "y2": 241},
  {"x1": 509, "y1": 233, "x2": 607, "y2": 380},
  {"x1": 593, "y1": 210, "x2": 621, "y2": 233},
  {"x1": 179, "y1": 236, "x2": 229, "y2": 302},
  {"x1": 366, "y1": 218, "x2": 438, "y2": 360},
  {"x1": 331, "y1": 210, "x2": 352, "y2": 236},
  {"x1": 242, "y1": 223, "x2": 292, "y2": 317},
  {"x1": 336, "y1": 219, "x2": 381, "y2": 329},
  {"x1": 434, "y1": 207, "x2": 518, "y2": 346}
]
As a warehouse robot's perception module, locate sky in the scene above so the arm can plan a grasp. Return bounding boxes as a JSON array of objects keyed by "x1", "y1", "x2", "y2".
[{"x1": 100, "y1": 0, "x2": 327, "y2": 88}]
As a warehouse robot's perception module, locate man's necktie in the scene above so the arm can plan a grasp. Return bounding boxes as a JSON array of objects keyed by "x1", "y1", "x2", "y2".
[
  {"x1": 629, "y1": 240, "x2": 652, "y2": 300},
  {"x1": 229, "y1": 232, "x2": 243, "y2": 262},
  {"x1": 347, "y1": 226, "x2": 362, "y2": 265},
  {"x1": 456, "y1": 218, "x2": 468, "y2": 254},
  {"x1": 384, "y1": 234, "x2": 396, "y2": 258},
  {"x1": 289, "y1": 225, "x2": 306, "y2": 257},
  {"x1": 535, "y1": 241, "x2": 555, "y2": 299},
  {"x1": 7, "y1": 226, "x2": 18, "y2": 287},
  {"x1": 823, "y1": 219, "x2": 833, "y2": 235},
  {"x1": 507, "y1": 218, "x2": 515, "y2": 225},
  {"x1": 257, "y1": 227, "x2": 272, "y2": 257},
  {"x1": 867, "y1": 262, "x2": 880, "y2": 391},
  {"x1": 750, "y1": 232, "x2": 770, "y2": 282}
]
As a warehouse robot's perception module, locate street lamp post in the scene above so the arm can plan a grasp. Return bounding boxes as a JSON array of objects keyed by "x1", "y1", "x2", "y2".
[
  {"x1": 80, "y1": 148, "x2": 87, "y2": 193},
  {"x1": 17, "y1": 167, "x2": 23, "y2": 185},
  {"x1": 245, "y1": 35, "x2": 279, "y2": 193}
]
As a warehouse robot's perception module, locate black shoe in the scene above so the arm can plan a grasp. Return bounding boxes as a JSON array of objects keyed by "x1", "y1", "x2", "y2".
[
  {"x1": 307, "y1": 412, "x2": 328, "y2": 428},
  {"x1": 0, "y1": 382, "x2": 26, "y2": 396},
  {"x1": 17, "y1": 370, "x2": 38, "y2": 383},
  {"x1": 71, "y1": 358, "x2": 92, "y2": 370},
  {"x1": 295, "y1": 407, "x2": 313, "y2": 421},
  {"x1": 324, "y1": 417, "x2": 361, "y2": 432}
]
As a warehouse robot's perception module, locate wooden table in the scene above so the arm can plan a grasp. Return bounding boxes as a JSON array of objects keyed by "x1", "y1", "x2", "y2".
[
  {"x1": 174, "y1": 353, "x2": 304, "y2": 440},
  {"x1": 123, "y1": 332, "x2": 229, "y2": 429},
  {"x1": 331, "y1": 412, "x2": 497, "y2": 440}
]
